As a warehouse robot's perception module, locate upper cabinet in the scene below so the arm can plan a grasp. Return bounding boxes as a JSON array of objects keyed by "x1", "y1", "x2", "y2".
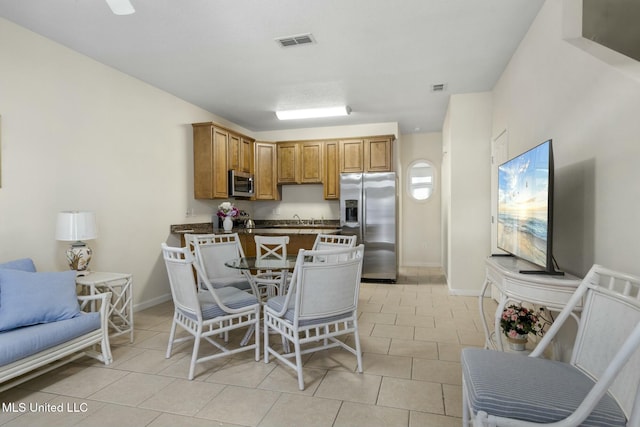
[
  {"x1": 254, "y1": 142, "x2": 280, "y2": 200},
  {"x1": 364, "y1": 136, "x2": 393, "y2": 172},
  {"x1": 192, "y1": 122, "x2": 255, "y2": 199},
  {"x1": 228, "y1": 133, "x2": 253, "y2": 174},
  {"x1": 277, "y1": 141, "x2": 323, "y2": 184},
  {"x1": 277, "y1": 142, "x2": 298, "y2": 184},
  {"x1": 339, "y1": 136, "x2": 394, "y2": 173},
  {"x1": 339, "y1": 139, "x2": 364, "y2": 173},
  {"x1": 192, "y1": 121, "x2": 393, "y2": 200},
  {"x1": 193, "y1": 124, "x2": 229, "y2": 199},
  {"x1": 324, "y1": 140, "x2": 339, "y2": 200}
]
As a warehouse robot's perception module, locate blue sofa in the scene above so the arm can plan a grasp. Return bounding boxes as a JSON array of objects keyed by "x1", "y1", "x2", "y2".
[{"x1": 0, "y1": 258, "x2": 112, "y2": 392}]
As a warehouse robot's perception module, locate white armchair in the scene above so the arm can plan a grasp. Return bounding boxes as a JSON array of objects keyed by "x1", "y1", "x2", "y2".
[
  {"x1": 461, "y1": 264, "x2": 640, "y2": 426},
  {"x1": 263, "y1": 244, "x2": 365, "y2": 390}
]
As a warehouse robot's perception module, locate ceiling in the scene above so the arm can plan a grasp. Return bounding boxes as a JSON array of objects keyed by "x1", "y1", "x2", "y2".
[{"x1": 0, "y1": 0, "x2": 544, "y2": 135}]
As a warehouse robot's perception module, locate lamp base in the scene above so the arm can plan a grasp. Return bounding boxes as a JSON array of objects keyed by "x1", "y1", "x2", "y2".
[{"x1": 66, "y1": 243, "x2": 93, "y2": 271}]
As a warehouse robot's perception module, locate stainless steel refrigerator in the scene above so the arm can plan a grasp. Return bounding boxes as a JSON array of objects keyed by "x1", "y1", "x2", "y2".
[{"x1": 340, "y1": 172, "x2": 397, "y2": 282}]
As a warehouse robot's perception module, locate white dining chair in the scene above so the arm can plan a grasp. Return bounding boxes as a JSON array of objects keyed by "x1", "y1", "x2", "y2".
[
  {"x1": 161, "y1": 243, "x2": 260, "y2": 380},
  {"x1": 253, "y1": 235, "x2": 290, "y2": 298},
  {"x1": 461, "y1": 264, "x2": 640, "y2": 426},
  {"x1": 185, "y1": 233, "x2": 253, "y2": 291},
  {"x1": 263, "y1": 244, "x2": 365, "y2": 390}
]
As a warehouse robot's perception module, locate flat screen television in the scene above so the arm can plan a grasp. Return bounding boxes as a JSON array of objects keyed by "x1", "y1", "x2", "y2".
[{"x1": 497, "y1": 139, "x2": 563, "y2": 275}]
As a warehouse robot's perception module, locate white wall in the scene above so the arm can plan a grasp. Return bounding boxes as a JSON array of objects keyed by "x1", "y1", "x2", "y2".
[
  {"x1": 492, "y1": 0, "x2": 640, "y2": 277},
  {"x1": 400, "y1": 133, "x2": 442, "y2": 267},
  {"x1": 443, "y1": 93, "x2": 493, "y2": 294},
  {"x1": 0, "y1": 18, "x2": 237, "y2": 309}
]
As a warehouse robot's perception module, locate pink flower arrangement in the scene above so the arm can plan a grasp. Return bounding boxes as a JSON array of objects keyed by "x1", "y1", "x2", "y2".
[
  {"x1": 217, "y1": 201, "x2": 239, "y2": 218},
  {"x1": 500, "y1": 304, "x2": 544, "y2": 338}
]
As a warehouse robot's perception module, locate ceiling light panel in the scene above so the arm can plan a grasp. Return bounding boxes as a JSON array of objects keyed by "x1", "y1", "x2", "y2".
[{"x1": 276, "y1": 106, "x2": 351, "y2": 120}]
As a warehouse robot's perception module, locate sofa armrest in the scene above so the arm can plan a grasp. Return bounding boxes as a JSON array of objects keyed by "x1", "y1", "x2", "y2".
[{"x1": 77, "y1": 292, "x2": 112, "y2": 341}]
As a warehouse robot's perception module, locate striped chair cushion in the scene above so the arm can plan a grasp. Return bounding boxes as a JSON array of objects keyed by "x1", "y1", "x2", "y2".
[
  {"x1": 180, "y1": 287, "x2": 258, "y2": 321},
  {"x1": 461, "y1": 348, "x2": 626, "y2": 427},
  {"x1": 208, "y1": 275, "x2": 251, "y2": 290},
  {"x1": 266, "y1": 295, "x2": 352, "y2": 327}
]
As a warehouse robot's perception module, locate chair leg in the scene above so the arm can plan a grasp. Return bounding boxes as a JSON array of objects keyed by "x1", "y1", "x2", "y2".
[
  {"x1": 188, "y1": 329, "x2": 201, "y2": 381},
  {"x1": 294, "y1": 339, "x2": 305, "y2": 391},
  {"x1": 166, "y1": 317, "x2": 178, "y2": 358},
  {"x1": 263, "y1": 314, "x2": 270, "y2": 363},
  {"x1": 353, "y1": 320, "x2": 363, "y2": 373},
  {"x1": 254, "y1": 310, "x2": 260, "y2": 362}
]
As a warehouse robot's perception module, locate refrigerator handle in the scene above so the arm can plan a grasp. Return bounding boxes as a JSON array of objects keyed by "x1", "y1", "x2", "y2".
[{"x1": 361, "y1": 180, "x2": 366, "y2": 242}]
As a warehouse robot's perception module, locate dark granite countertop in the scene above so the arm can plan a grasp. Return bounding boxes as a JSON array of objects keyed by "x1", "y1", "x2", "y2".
[{"x1": 170, "y1": 222, "x2": 341, "y2": 235}]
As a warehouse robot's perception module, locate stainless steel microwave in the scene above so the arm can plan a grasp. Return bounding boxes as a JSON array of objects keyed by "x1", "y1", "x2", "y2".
[{"x1": 229, "y1": 170, "x2": 254, "y2": 197}]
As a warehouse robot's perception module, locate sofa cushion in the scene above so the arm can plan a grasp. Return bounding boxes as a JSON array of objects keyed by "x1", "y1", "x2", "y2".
[
  {"x1": 0, "y1": 269, "x2": 80, "y2": 332},
  {"x1": 0, "y1": 312, "x2": 100, "y2": 367},
  {"x1": 0, "y1": 258, "x2": 36, "y2": 272}
]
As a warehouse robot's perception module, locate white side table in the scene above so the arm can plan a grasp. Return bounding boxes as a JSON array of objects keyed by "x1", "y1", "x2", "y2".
[
  {"x1": 76, "y1": 271, "x2": 134, "y2": 343},
  {"x1": 480, "y1": 256, "x2": 582, "y2": 358}
]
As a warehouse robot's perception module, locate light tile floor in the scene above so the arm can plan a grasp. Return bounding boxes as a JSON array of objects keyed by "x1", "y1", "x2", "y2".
[{"x1": 0, "y1": 267, "x2": 495, "y2": 427}]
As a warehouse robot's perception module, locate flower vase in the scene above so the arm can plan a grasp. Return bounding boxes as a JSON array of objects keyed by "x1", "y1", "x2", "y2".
[
  {"x1": 223, "y1": 216, "x2": 233, "y2": 232},
  {"x1": 507, "y1": 334, "x2": 528, "y2": 351}
]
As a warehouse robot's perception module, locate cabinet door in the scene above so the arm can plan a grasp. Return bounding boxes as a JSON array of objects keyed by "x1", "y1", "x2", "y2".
[
  {"x1": 254, "y1": 142, "x2": 280, "y2": 200},
  {"x1": 193, "y1": 125, "x2": 214, "y2": 199},
  {"x1": 193, "y1": 124, "x2": 228, "y2": 199},
  {"x1": 228, "y1": 132, "x2": 241, "y2": 172},
  {"x1": 211, "y1": 128, "x2": 229, "y2": 198},
  {"x1": 241, "y1": 137, "x2": 253, "y2": 173},
  {"x1": 300, "y1": 141, "x2": 323, "y2": 183},
  {"x1": 339, "y1": 139, "x2": 364, "y2": 173},
  {"x1": 365, "y1": 136, "x2": 392, "y2": 172},
  {"x1": 277, "y1": 142, "x2": 299, "y2": 184},
  {"x1": 324, "y1": 141, "x2": 339, "y2": 199}
]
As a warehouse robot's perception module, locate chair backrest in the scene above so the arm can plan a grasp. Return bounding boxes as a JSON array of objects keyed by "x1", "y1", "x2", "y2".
[
  {"x1": 531, "y1": 264, "x2": 640, "y2": 421},
  {"x1": 161, "y1": 243, "x2": 201, "y2": 321},
  {"x1": 312, "y1": 234, "x2": 357, "y2": 251},
  {"x1": 255, "y1": 235, "x2": 289, "y2": 262},
  {"x1": 185, "y1": 233, "x2": 245, "y2": 280},
  {"x1": 285, "y1": 245, "x2": 364, "y2": 325},
  {"x1": 571, "y1": 265, "x2": 640, "y2": 419}
]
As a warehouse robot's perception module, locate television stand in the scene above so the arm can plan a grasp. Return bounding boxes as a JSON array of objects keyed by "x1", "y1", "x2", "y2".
[{"x1": 480, "y1": 256, "x2": 582, "y2": 356}]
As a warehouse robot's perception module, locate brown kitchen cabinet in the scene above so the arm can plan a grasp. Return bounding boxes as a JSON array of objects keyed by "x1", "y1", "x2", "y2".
[
  {"x1": 339, "y1": 135, "x2": 394, "y2": 173},
  {"x1": 277, "y1": 140, "x2": 323, "y2": 184},
  {"x1": 254, "y1": 142, "x2": 280, "y2": 200},
  {"x1": 365, "y1": 136, "x2": 393, "y2": 172},
  {"x1": 193, "y1": 123, "x2": 229, "y2": 199},
  {"x1": 324, "y1": 140, "x2": 339, "y2": 199},
  {"x1": 277, "y1": 142, "x2": 298, "y2": 184},
  {"x1": 228, "y1": 133, "x2": 253, "y2": 174}
]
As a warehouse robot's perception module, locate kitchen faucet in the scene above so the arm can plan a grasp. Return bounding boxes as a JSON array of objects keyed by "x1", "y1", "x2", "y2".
[{"x1": 293, "y1": 214, "x2": 302, "y2": 224}]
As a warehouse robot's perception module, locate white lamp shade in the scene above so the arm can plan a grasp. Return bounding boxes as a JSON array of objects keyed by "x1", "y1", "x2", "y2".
[{"x1": 56, "y1": 211, "x2": 98, "y2": 242}]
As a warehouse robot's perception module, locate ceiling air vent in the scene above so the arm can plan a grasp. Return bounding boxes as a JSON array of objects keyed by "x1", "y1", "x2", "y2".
[
  {"x1": 431, "y1": 83, "x2": 447, "y2": 92},
  {"x1": 276, "y1": 33, "x2": 315, "y2": 48}
]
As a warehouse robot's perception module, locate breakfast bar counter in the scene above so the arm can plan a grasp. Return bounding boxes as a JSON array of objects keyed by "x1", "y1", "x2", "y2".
[{"x1": 170, "y1": 222, "x2": 342, "y2": 257}]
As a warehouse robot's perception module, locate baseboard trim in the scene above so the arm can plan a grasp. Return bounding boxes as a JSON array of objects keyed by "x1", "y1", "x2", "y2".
[{"x1": 134, "y1": 293, "x2": 172, "y2": 312}]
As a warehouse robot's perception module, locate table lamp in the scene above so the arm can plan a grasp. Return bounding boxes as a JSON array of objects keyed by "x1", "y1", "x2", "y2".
[{"x1": 56, "y1": 211, "x2": 98, "y2": 272}]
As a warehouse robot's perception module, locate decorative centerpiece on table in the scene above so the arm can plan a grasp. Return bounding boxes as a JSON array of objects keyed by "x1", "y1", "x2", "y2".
[
  {"x1": 217, "y1": 201, "x2": 239, "y2": 232},
  {"x1": 500, "y1": 304, "x2": 544, "y2": 351}
]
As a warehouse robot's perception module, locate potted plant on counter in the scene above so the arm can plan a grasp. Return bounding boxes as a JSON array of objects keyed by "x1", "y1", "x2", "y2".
[{"x1": 217, "y1": 201, "x2": 239, "y2": 232}]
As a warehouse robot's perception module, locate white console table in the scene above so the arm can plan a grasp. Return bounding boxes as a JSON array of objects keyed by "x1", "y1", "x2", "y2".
[{"x1": 480, "y1": 256, "x2": 582, "y2": 353}]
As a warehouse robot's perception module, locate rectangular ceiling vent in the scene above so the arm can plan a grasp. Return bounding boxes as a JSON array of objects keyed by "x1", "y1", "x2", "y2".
[
  {"x1": 276, "y1": 33, "x2": 315, "y2": 48},
  {"x1": 431, "y1": 83, "x2": 447, "y2": 92}
]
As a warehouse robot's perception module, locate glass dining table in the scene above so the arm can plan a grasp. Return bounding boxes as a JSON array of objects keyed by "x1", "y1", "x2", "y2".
[{"x1": 224, "y1": 255, "x2": 299, "y2": 273}]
